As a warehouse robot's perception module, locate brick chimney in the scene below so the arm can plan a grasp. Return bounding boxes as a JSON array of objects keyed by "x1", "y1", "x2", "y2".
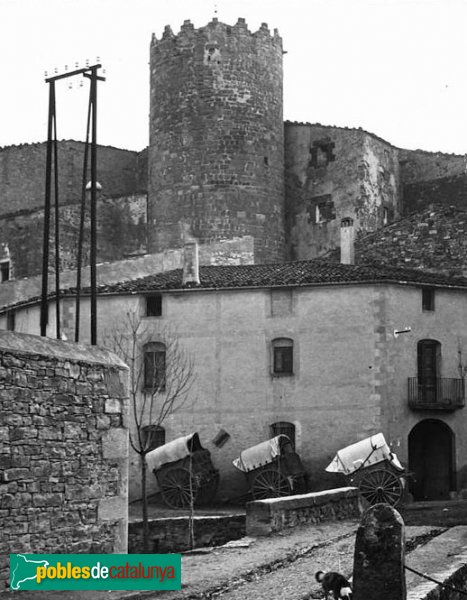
[
  {"x1": 340, "y1": 217, "x2": 355, "y2": 265},
  {"x1": 182, "y1": 240, "x2": 200, "y2": 285}
]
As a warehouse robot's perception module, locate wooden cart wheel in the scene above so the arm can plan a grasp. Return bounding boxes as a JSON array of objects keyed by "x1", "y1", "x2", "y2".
[
  {"x1": 358, "y1": 468, "x2": 403, "y2": 507},
  {"x1": 159, "y1": 467, "x2": 198, "y2": 509},
  {"x1": 252, "y1": 469, "x2": 291, "y2": 500}
]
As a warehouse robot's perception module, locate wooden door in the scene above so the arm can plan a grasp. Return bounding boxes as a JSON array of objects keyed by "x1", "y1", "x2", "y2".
[
  {"x1": 409, "y1": 420, "x2": 453, "y2": 501},
  {"x1": 417, "y1": 340, "x2": 440, "y2": 403}
]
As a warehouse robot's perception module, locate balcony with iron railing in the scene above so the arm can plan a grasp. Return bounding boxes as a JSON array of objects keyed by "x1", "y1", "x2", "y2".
[{"x1": 408, "y1": 377, "x2": 465, "y2": 410}]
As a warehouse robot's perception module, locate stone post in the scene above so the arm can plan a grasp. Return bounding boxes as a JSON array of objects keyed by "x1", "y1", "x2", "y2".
[{"x1": 353, "y1": 503, "x2": 406, "y2": 600}]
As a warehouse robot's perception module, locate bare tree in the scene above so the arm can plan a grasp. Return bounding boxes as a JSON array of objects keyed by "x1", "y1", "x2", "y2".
[{"x1": 104, "y1": 307, "x2": 196, "y2": 551}]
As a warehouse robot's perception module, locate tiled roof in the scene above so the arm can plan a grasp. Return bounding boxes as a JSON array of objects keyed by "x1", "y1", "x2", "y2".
[
  {"x1": 87, "y1": 260, "x2": 467, "y2": 294},
  {"x1": 2, "y1": 259, "x2": 467, "y2": 315}
]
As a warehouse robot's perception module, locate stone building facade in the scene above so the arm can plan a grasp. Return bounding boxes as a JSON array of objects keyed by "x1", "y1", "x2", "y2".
[
  {"x1": 285, "y1": 123, "x2": 401, "y2": 260},
  {"x1": 2, "y1": 260, "x2": 467, "y2": 503},
  {"x1": 1, "y1": 18, "x2": 467, "y2": 281}
]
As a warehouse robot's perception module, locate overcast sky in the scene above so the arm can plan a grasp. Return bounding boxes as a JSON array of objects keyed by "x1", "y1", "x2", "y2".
[{"x1": 1, "y1": 0, "x2": 467, "y2": 154}]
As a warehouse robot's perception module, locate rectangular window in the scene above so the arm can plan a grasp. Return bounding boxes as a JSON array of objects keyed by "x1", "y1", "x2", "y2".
[
  {"x1": 422, "y1": 288, "x2": 435, "y2": 312},
  {"x1": 270, "y1": 422, "x2": 296, "y2": 449},
  {"x1": 146, "y1": 294, "x2": 162, "y2": 317},
  {"x1": 144, "y1": 350, "x2": 166, "y2": 390},
  {"x1": 0, "y1": 261, "x2": 10, "y2": 283},
  {"x1": 142, "y1": 425, "x2": 166, "y2": 452},
  {"x1": 6, "y1": 310, "x2": 15, "y2": 331},
  {"x1": 273, "y1": 345, "x2": 293, "y2": 374}
]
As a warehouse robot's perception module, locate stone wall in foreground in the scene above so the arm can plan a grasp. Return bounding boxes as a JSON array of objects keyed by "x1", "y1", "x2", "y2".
[
  {"x1": 0, "y1": 331, "x2": 129, "y2": 590},
  {"x1": 246, "y1": 487, "x2": 360, "y2": 536}
]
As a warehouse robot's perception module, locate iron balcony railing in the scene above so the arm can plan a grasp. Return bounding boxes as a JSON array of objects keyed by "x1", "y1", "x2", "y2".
[{"x1": 408, "y1": 377, "x2": 465, "y2": 410}]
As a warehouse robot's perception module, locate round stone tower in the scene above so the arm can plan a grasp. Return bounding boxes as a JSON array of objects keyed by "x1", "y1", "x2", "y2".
[{"x1": 148, "y1": 18, "x2": 285, "y2": 263}]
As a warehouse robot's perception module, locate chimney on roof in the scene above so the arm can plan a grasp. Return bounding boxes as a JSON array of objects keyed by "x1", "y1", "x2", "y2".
[
  {"x1": 182, "y1": 240, "x2": 200, "y2": 285},
  {"x1": 340, "y1": 217, "x2": 355, "y2": 265}
]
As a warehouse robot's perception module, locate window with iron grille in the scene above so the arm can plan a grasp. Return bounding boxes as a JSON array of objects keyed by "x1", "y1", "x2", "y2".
[
  {"x1": 142, "y1": 425, "x2": 166, "y2": 452},
  {"x1": 146, "y1": 294, "x2": 162, "y2": 317},
  {"x1": 143, "y1": 342, "x2": 166, "y2": 391},
  {"x1": 422, "y1": 288, "x2": 435, "y2": 312},
  {"x1": 272, "y1": 338, "x2": 293, "y2": 375},
  {"x1": 270, "y1": 421, "x2": 296, "y2": 449}
]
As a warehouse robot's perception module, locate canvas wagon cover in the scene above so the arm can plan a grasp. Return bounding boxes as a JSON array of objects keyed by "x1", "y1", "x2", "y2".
[
  {"x1": 146, "y1": 433, "x2": 198, "y2": 473},
  {"x1": 325, "y1": 433, "x2": 403, "y2": 475},
  {"x1": 232, "y1": 435, "x2": 288, "y2": 473}
]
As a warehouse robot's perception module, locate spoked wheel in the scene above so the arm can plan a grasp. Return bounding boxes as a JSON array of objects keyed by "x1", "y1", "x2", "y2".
[
  {"x1": 252, "y1": 469, "x2": 291, "y2": 500},
  {"x1": 159, "y1": 467, "x2": 198, "y2": 508},
  {"x1": 358, "y1": 469, "x2": 403, "y2": 506}
]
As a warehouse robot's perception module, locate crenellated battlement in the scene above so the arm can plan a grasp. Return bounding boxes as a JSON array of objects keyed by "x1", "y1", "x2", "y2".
[{"x1": 151, "y1": 17, "x2": 282, "y2": 49}]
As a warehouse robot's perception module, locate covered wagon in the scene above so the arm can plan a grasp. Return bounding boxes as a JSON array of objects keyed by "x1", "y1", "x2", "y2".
[
  {"x1": 233, "y1": 435, "x2": 307, "y2": 500},
  {"x1": 146, "y1": 432, "x2": 219, "y2": 508},
  {"x1": 326, "y1": 433, "x2": 405, "y2": 506}
]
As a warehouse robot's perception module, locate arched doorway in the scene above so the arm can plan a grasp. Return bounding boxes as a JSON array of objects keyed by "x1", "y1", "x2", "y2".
[{"x1": 408, "y1": 419, "x2": 455, "y2": 501}]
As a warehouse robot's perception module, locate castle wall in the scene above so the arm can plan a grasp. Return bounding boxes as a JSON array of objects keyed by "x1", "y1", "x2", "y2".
[
  {"x1": 403, "y1": 174, "x2": 467, "y2": 215},
  {"x1": 136, "y1": 147, "x2": 149, "y2": 192},
  {"x1": 285, "y1": 123, "x2": 400, "y2": 260},
  {"x1": 399, "y1": 148, "x2": 465, "y2": 185},
  {"x1": 148, "y1": 18, "x2": 285, "y2": 263},
  {"x1": 0, "y1": 237, "x2": 254, "y2": 316},
  {"x1": 0, "y1": 141, "x2": 143, "y2": 217},
  {"x1": 0, "y1": 194, "x2": 147, "y2": 279}
]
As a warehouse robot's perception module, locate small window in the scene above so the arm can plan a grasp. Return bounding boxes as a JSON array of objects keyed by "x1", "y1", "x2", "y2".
[
  {"x1": 270, "y1": 421, "x2": 296, "y2": 449},
  {"x1": 422, "y1": 288, "x2": 435, "y2": 312},
  {"x1": 142, "y1": 425, "x2": 165, "y2": 452},
  {"x1": 272, "y1": 338, "x2": 293, "y2": 375},
  {"x1": 146, "y1": 294, "x2": 162, "y2": 317},
  {"x1": 144, "y1": 343, "x2": 166, "y2": 391},
  {"x1": 6, "y1": 310, "x2": 15, "y2": 331},
  {"x1": 383, "y1": 206, "x2": 389, "y2": 226},
  {"x1": 0, "y1": 261, "x2": 10, "y2": 283},
  {"x1": 309, "y1": 139, "x2": 336, "y2": 168}
]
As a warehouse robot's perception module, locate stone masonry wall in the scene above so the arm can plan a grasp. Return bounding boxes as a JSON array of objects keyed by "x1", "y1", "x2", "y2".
[
  {"x1": 129, "y1": 515, "x2": 245, "y2": 553},
  {"x1": 399, "y1": 148, "x2": 467, "y2": 215},
  {"x1": 246, "y1": 487, "x2": 360, "y2": 536},
  {"x1": 0, "y1": 194, "x2": 147, "y2": 279},
  {"x1": 0, "y1": 141, "x2": 143, "y2": 217},
  {"x1": 323, "y1": 205, "x2": 467, "y2": 277},
  {"x1": 0, "y1": 331, "x2": 129, "y2": 591},
  {"x1": 148, "y1": 18, "x2": 285, "y2": 264},
  {"x1": 399, "y1": 148, "x2": 465, "y2": 186},
  {"x1": 285, "y1": 123, "x2": 399, "y2": 260},
  {"x1": 0, "y1": 236, "x2": 254, "y2": 316},
  {"x1": 403, "y1": 173, "x2": 467, "y2": 215}
]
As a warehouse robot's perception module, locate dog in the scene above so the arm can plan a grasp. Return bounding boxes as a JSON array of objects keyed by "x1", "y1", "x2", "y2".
[{"x1": 315, "y1": 571, "x2": 352, "y2": 599}]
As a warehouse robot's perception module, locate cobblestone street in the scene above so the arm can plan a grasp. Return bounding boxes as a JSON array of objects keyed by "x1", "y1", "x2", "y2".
[{"x1": 0, "y1": 517, "x2": 455, "y2": 600}]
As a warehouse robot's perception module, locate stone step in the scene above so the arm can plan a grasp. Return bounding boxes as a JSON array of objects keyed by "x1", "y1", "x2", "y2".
[
  {"x1": 400, "y1": 499, "x2": 467, "y2": 527},
  {"x1": 406, "y1": 526, "x2": 467, "y2": 599}
]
